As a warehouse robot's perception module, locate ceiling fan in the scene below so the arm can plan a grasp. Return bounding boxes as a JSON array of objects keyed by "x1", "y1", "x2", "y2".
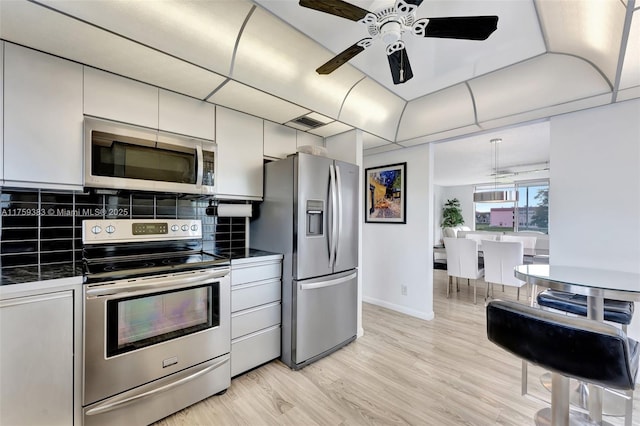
[{"x1": 299, "y1": 0, "x2": 499, "y2": 84}]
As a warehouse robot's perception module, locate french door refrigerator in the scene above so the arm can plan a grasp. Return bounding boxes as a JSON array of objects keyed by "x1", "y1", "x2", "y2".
[{"x1": 251, "y1": 152, "x2": 359, "y2": 370}]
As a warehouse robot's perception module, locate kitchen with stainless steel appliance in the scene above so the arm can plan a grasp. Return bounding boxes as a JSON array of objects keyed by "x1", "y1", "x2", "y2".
[
  {"x1": 81, "y1": 219, "x2": 231, "y2": 426},
  {"x1": 251, "y1": 152, "x2": 359, "y2": 370}
]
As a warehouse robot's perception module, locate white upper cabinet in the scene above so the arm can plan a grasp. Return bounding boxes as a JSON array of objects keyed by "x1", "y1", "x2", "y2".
[
  {"x1": 296, "y1": 131, "x2": 323, "y2": 148},
  {"x1": 84, "y1": 67, "x2": 159, "y2": 129},
  {"x1": 3, "y1": 44, "x2": 83, "y2": 190},
  {"x1": 215, "y1": 106, "x2": 263, "y2": 200},
  {"x1": 263, "y1": 121, "x2": 296, "y2": 159},
  {"x1": 159, "y1": 89, "x2": 215, "y2": 140}
]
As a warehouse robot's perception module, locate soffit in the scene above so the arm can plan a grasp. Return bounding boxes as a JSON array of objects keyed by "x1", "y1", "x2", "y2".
[
  {"x1": 233, "y1": 6, "x2": 366, "y2": 119},
  {"x1": 536, "y1": 0, "x2": 626, "y2": 87},
  {"x1": 35, "y1": 0, "x2": 254, "y2": 77},
  {"x1": 0, "y1": 0, "x2": 226, "y2": 99},
  {"x1": 207, "y1": 80, "x2": 311, "y2": 124}
]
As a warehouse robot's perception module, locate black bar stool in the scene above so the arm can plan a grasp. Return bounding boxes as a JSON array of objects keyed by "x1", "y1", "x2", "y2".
[
  {"x1": 537, "y1": 289, "x2": 634, "y2": 331},
  {"x1": 535, "y1": 289, "x2": 635, "y2": 419},
  {"x1": 487, "y1": 299, "x2": 639, "y2": 426}
]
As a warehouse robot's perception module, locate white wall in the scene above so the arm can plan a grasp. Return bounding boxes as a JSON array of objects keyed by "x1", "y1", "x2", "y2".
[
  {"x1": 326, "y1": 130, "x2": 365, "y2": 337},
  {"x1": 362, "y1": 143, "x2": 434, "y2": 320},
  {"x1": 550, "y1": 98, "x2": 640, "y2": 337},
  {"x1": 434, "y1": 184, "x2": 475, "y2": 244}
]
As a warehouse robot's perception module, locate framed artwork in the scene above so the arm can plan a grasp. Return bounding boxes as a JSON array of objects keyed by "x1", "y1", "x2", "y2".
[{"x1": 365, "y1": 162, "x2": 406, "y2": 224}]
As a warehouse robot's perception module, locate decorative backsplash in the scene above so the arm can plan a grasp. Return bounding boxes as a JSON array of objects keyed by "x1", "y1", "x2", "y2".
[{"x1": 0, "y1": 188, "x2": 247, "y2": 270}]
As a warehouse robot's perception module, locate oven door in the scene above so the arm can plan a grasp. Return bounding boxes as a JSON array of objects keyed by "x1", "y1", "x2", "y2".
[{"x1": 83, "y1": 268, "x2": 230, "y2": 406}]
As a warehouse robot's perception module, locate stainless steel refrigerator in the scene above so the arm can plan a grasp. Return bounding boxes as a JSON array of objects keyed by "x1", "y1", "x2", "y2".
[{"x1": 250, "y1": 152, "x2": 359, "y2": 370}]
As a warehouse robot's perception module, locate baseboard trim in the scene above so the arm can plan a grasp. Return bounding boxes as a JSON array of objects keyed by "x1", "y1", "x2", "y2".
[{"x1": 362, "y1": 297, "x2": 434, "y2": 321}]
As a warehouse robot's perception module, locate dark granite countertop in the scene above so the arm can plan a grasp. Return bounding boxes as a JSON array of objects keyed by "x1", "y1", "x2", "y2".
[
  {"x1": 0, "y1": 262, "x2": 83, "y2": 286},
  {"x1": 214, "y1": 248, "x2": 283, "y2": 262}
]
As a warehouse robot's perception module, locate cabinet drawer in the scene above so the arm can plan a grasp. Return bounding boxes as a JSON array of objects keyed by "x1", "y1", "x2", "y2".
[
  {"x1": 232, "y1": 302, "x2": 281, "y2": 340},
  {"x1": 231, "y1": 326, "x2": 280, "y2": 377},
  {"x1": 231, "y1": 279, "x2": 281, "y2": 312},
  {"x1": 231, "y1": 261, "x2": 281, "y2": 286}
]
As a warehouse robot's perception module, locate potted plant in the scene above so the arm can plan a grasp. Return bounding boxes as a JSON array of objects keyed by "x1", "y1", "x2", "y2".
[{"x1": 442, "y1": 198, "x2": 464, "y2": 228}]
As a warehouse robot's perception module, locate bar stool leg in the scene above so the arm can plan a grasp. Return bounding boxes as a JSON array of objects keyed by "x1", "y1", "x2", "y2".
[
  {"x1": 552, "y1": 373, "x2": 570, "y2": 425},
  {"x1": 624, "y1": 389, "x2": 633, "y2": 426}
]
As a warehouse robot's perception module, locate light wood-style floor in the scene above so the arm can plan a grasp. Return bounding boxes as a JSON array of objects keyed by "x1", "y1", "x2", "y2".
[{"x1": 155, "y1": 270, "x2": 640, "y2": 425}]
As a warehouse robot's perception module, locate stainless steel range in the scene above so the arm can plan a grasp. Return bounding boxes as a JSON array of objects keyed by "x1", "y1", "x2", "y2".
[{"x1": 81, "y1": 219, "x2": 230, "y2": 426}]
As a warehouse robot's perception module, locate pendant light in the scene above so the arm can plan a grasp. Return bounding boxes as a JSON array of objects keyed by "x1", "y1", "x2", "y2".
[{"x1": 473, "y1": 138, "x2": 519, "y2": 203}]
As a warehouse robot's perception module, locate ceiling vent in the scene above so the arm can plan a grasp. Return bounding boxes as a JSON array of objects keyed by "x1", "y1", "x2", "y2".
[{"x1": 292, "y1": 115, "x2": 325, "y2": 129}]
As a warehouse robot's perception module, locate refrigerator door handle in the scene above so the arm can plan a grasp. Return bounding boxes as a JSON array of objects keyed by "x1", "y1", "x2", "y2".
[
  {"x1": 329, "y1": 163, "x2": 338, "y2": 268},
  {"x1": 299, "y1": 272, "x2": 357, "y2": 291},
  {"x1": 335, "y1": 164, "x2": 343, "y2": 264}
]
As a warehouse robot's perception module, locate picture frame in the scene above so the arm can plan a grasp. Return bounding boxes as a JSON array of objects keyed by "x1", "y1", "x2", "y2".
[{"x1": 365, "y1": 162, "x2": 407, "y2": 224}]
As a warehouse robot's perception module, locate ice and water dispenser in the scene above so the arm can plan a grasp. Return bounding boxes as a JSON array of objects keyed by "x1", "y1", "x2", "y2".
[{"x1": 306, "y1": 200, "x2": 324, "y2": 236}]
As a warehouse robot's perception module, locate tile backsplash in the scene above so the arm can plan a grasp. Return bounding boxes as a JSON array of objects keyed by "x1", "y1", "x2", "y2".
[{"x1": 0, "y1": 188, "x2": 247, "y2": 269}]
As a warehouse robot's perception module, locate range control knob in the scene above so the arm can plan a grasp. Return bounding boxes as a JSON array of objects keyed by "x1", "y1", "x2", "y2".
[
  {"x1": 105, "y1": 225, "x2": 115, "y2": 234},
  {"x1": 191, "y1": 224, "x2": 198, "y2": 232},
  {"x1": 91, "y1": 225, "x2": 102, "y2": 235},
  {"x1": 171, "y1": 225, "x2": 179, "y2": 232},
  {"x1": 181, "y1": 224, "x2": 189, "y2": 232}
]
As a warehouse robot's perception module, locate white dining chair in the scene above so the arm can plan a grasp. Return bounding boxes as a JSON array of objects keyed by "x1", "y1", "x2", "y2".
[
  {"x1": 464, "y1": 233, "x2": 498, "y2": 247},
  {"x1": 482, "y1": 240, "x2": 527, "y2": 301},
  {"x1": 500, "y1": 235, "x2": 537, "y2": 253},
  {"x1": 443, "y1": 237, "x2": 484, "y2": 304}
]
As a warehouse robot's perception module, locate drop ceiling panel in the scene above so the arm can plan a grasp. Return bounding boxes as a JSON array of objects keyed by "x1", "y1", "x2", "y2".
[
  {"x1": 396, "y1": 84, "x2": 475, "y2": 142},
  {"x1": 537, "y1": 0, "x2": 626, "y2": 86},
  {"x1": 363, "y1": 143, "x2": 403, "y2": 156},
  {"x1": 37, "y1": 0, "x2": 254, "y2": 77},
  {"x1": 399, "y1": 124, "x2": 481, "y2": 147},
  {"x1": 617, "y1": 86, "x2": 640, "y2": 102},
  {"x1": 619, "y1": 10, "x2": 640, "y2": 90},
  {"x1": 234, "y1": 7, "x2": 365, "y2": 119},
  {"x1": 255, "y1": 0, "x2": 545, "y2": 101},
  {"x1": 479, "y1": 93, "x2": 612, "y2": 130},
  {"x1": 339, "y1": 78, "x2": 405, "y2": 141},
  {"x1": 363, "y1": 133, "x2": 392, "y2": 150},
  {"x1": 0, "y1": 1, "x2": 226, "y2": 99},
  {"x1": 470, "y1": 54, "x2": 611, "y2": 122},
  {"x1": 308, "y1": 121, "x2": 354, "y2": 138},
  {"x1": 207, "y1": 81, "x2": 310, "y2": 124}
]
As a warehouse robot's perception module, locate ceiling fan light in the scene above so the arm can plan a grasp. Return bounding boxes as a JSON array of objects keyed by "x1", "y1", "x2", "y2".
[
  {"x1": 473, "y1": 190, "x2": 519, "y2": 203},
  {"x1": 381, "y1": 21, "x2": 402, "y2": 45}
]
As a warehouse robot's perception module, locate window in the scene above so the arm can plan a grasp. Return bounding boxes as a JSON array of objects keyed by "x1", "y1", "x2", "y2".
[{"x1": 474, "y1": 180, "x2": 549, "y2": 234}]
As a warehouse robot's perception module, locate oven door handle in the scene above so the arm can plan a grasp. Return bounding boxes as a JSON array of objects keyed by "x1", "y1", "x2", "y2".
[
  {"x1": 85, "y1": 269, "x2": 229, "y2": 298},
  {"x1": 84, "y1": 355, "x2": 230, "y2": 417}
]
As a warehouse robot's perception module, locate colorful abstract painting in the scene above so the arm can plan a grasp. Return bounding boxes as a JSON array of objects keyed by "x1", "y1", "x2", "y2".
[{"x1": 365, "y1": 162, "x2": 406, "y2": 224}]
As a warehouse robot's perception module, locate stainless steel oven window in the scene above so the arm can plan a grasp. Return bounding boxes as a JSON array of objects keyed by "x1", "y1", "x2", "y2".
[
  {"x1": 105, "y1": 283, "x2": 219, "y2": 357},
  {"x1": 91, "y1": 131, "x2": 198, "y2": 184}
]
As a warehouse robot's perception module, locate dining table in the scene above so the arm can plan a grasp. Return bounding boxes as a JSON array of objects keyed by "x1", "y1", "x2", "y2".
[{"x1": 514, "y1": 264, "x2": 640, "y2": 426}]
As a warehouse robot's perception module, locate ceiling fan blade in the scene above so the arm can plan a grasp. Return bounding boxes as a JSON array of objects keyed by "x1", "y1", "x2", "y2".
[
  {"x1": 299, "y1": 0, "x2": 370, "y2": 22},
  {"x1": 414, "y1": 16, "x2": 499, "y2": 40},
  {"x1": 387, "y1": 45, "x2": 413, "y2": 85},
  {"x1": 316, "y1": 39, "x2": 372, "y2": 75}
]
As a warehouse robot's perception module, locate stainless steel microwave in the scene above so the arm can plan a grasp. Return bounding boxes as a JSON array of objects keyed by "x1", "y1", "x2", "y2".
[{"x1": 84, "y1": 117, "x2": 216, "y2": 195}]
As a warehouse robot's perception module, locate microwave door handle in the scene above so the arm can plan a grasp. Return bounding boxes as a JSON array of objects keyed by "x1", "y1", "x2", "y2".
[{"x1": 195, "y1": 144, "x2": 204, "y2": 188}]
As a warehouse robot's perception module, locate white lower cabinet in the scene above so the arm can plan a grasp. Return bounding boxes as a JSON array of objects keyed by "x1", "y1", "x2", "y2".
[
  {"x1": 230, "y1": 256, "x2": 283, "y2": 377},
  {"x1": 0, "y1": 291, "x2": 74, "y2": 425}
]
